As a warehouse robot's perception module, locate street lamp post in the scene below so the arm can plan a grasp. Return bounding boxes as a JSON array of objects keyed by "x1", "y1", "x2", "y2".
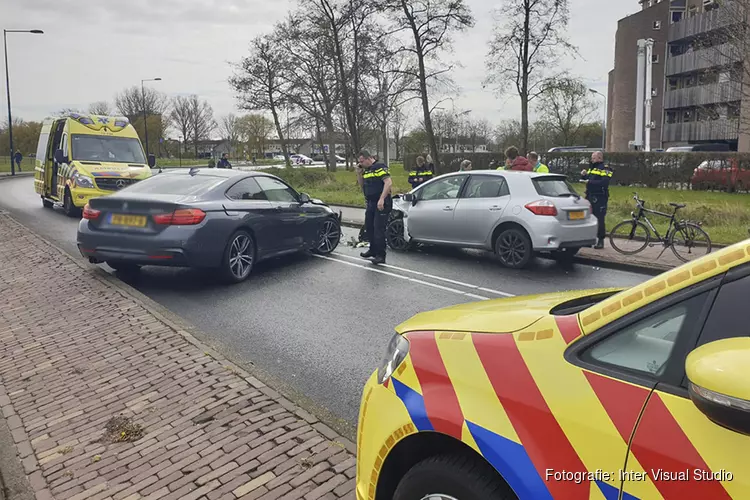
[
  {"x1": 141, "y1": 77, "x2": 162, "y2": 157},
  {"x1": 4, "y1": 29, "x2": 44, "y2": 176},
  {"x1": 589, "y1": 88, "x2": 607, "y2": 151}
]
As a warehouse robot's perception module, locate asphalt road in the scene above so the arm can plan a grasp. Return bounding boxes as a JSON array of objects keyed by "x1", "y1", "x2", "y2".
[{"x1": 0, "y1": 176, "x2": 650, "y2": 437}]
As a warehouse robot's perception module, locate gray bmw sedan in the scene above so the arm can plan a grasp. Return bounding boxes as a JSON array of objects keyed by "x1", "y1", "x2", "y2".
[{"x1": 77, "y1": 168, "x2": 341, "y2": 283}]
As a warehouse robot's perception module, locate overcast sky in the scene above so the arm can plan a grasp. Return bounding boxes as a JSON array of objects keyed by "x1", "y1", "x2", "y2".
[{"x1": 4, "y1": 0, "x2": 636, "y2": 135}]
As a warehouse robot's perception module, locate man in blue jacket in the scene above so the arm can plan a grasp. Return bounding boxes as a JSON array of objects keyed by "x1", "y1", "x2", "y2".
[
  {"x1": 581, "y1": 151, "x2": 613, "y2": 249},
  {"x1": 217, "y1": 153, "x2": 232, "y2": 169}
]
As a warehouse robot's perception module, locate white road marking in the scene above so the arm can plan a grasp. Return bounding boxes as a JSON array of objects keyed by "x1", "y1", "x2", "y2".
[
  {"x1": 312, "y1": 254, "x2": 491, "y2": 300},
  {"x1": 330, "y1": 252, "x2": 515, "y2": 297}
]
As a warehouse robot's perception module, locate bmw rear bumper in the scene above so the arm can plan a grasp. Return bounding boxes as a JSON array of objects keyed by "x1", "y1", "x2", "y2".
[{"x1": 77, "y1": 220, "x2": 223, "y2": 268}]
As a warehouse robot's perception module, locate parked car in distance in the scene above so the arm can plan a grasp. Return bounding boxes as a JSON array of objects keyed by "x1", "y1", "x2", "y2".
[
  {"x1": 272, "y1": 154, "x2": 286, "y2": 162},
  {"x1": 386, "y1": 171, "x2": 597, "y2": 268},
  {"x1": 691, "y1": 159, "x2": 750, "y2": 192},
  {"x1": 666, "y1": 143, "x2": 731, "y2": 152},
  {"x1": 77, "y1": 169, "x2": 342, "y2": 283}
]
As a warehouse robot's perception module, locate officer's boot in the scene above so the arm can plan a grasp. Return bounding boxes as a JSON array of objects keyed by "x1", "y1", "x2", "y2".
[{"x1": 594, "y1": 238, "x2": 605, "y2": 250}]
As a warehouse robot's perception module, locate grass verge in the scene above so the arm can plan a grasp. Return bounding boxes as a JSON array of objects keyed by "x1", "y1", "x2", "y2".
[{"x1": 268, "y1": 164, "x2": 750, "y2": 246}]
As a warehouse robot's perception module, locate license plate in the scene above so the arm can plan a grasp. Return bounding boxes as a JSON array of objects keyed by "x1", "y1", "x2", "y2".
[
  {"x1": 568, "y1": 210, "x2": 585, "y2": 220},
  {"x1": 110, "y1": 214, "x2": 147, "y2": 227}
]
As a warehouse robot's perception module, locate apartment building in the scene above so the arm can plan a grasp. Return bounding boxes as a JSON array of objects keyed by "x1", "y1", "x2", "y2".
[
  {"x1": 662, "y1": 0, "x2": 746, "y2": 149},
  {"x1": 608, "y1": 0, "x2": 749, "y2": 151},
  {"x1": 607, "y1": 0, "x2": 671, "y2": 151}
]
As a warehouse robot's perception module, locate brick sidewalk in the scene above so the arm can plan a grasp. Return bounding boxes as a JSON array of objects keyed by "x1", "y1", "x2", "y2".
[{"x1": 0, "y1": 214, "x2": 356, "y2": 500}]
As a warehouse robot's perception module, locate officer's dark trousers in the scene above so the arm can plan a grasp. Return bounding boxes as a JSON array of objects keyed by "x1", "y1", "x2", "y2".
[
  {"x1": 365, "y1": 198, "x2": 391, "y2": 257},
  {"x1": 591, "y1": 197, "x2": 608, "y2": 240}
]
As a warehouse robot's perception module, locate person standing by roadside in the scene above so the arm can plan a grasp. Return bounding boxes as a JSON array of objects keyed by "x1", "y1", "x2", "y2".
[
  {"x1": 528, "y1": 152, "x2": 549, "y2": 173},
  {"x1": 356, "y1": 150, "x2": 392, "y2": 265},
  {"x1": 581, "y1": 151, "x2": 613, "y2": 249},
  {"x1": 14, "y1": 150, "x2": 23, "y2": 172},
  {"x1": 217, "y1": 153, "x2": 232, "y2": 169},
  {"x1": 408, "y1": 156, "x2": 434, "y2": 189},
  {"x1": 500, "y1": 146, "x2": 532, "y2": 171},
  {"x1": 459, "y1": 159, "x2": 472, "y2": 171}
]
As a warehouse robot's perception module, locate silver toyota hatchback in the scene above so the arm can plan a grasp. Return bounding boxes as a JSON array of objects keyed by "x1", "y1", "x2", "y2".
[{"x1": 386, "y1": 170, "x2": 598, "y2": 268}]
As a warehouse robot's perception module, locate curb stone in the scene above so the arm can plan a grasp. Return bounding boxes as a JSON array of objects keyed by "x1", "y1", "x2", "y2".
[{"x1": 0, "y1": 214, "x2": 357, "y2": 499}]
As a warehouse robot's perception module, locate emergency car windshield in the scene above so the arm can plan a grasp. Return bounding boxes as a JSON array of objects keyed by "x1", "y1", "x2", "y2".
[{"x1": 71, "y1": 135, "x2": 146, "y2": 164}]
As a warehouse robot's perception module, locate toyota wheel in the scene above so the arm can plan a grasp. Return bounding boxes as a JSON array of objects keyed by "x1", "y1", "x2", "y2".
[{"x1": 494, "y1": 228, "x2": 533, "y2": 269}]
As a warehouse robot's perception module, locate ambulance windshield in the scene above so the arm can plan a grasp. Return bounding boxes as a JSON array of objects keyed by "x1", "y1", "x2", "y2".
[{"x1": 71, "y1": 135, "x2": 146, "y2": 164}]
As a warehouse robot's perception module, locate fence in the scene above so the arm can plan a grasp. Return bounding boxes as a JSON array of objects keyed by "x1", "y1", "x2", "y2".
[{"x1": 402, "y1": 152, "x2": 750, "y2": 192}]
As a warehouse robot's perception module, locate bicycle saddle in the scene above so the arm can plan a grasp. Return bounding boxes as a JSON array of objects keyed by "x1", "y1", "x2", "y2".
[{"x1": 670, "y1": 202, "x2": 686, "y2": 209}]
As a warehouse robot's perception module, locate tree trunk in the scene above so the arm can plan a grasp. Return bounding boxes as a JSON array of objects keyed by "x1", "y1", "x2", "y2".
[
  {"x1": 381, "y1": 122, "x2": 388, "y2": 164},
  {"x1": 268, "y1": 96, "x2": 289, "y2": 167},
  {"x1": 520, "y1": 2, "x2": 532, "y2": 155},
  {"x1": 323, "y1": 118, "x2": 337, "y2": 172}
]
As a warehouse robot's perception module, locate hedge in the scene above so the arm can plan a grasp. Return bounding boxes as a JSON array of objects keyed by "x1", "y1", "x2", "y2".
[{"x1": 403, "y1": 152, "x2": 750, "y2": 192}]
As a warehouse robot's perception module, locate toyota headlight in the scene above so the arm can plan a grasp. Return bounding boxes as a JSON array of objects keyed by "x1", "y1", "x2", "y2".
[
  {"x1": 377, "y1": 334, "x2": 410, "y2": 385},
  {"x1": 73, "y1": 172, "x2": 95, "y2": 189}
]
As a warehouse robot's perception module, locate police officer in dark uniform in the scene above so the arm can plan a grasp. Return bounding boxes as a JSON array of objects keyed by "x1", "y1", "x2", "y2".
[
  {"x1": 581, "y1": 151, "x2": 613, "y2": 249},
  {"x1": 408, "y1": 155, "x2": 434, "y2": 189},
  {"x1": 356, "y1": 150, "x2": 392, "y2": 265}
]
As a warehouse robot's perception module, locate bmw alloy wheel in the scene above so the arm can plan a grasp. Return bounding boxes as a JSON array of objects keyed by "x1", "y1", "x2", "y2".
[
  {"x1": 316, "y1": 219, "x2": 341, "y2": 254},
  {"x1": 229, "y1": 234, "x2": 253, "y2": 280}
]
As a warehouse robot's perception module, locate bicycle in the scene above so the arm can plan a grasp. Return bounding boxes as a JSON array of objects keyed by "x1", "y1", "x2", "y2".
[{"x1": 609, "y1": 193, "x2": 712, "y2": 263}]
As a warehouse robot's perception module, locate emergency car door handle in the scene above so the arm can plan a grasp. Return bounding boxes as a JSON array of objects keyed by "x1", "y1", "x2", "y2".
[{"x1": 443, "y1": 206, "x2": 453, "y2": 211}]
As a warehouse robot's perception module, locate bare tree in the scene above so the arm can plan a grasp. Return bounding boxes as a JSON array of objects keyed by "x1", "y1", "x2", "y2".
[
  {"x1": 238, "y1": 114, "x2": 275, "y2": 155},
  {"x1": 114, "y1": 86, "x2": 170, "y2": 121},
  {"x1": 219, "y1": 114, "x2": 241, "y2": 155},
  {"x1": 88, "y1": 101, "x2": 112, "y2": 115},
  {"x1": 390, "y1": 108, "x2": 407, "y2": 160},
  {"x1": 486, "y1": 0, "x2": 576, "y2": 154},
  {"x1": 230, "y1": 33, "x2": 292, "y2": 165},
  {"x1": 170, "y1": 96, "x2": 193, "y2": 152},
  {"x1": 185, "y1": 95, "x2": 216, "y2": 157},
  {"x1": 381, "y1": 0, "x2": 474, "y2": 169},
  {"x1": 535, "y1": 77, "x2": 597, "y2": 146}
]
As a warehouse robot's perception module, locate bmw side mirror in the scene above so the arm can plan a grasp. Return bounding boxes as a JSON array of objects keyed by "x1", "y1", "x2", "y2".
[
  {"x1": 54, "y1": 149, "x2": 68, "y2": 164},
  {"x1": 299, "y1": 193, "x2": 311, "y2": 204},
  {"x1": 148, "y1": 154, "x2": 156, "y2": 168}
]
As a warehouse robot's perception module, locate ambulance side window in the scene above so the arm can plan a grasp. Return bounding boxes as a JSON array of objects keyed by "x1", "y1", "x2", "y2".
[
  {"x1": 61, "y1": 133, "x2": 68, "y2": 158},
  {"x1": 36, "y1": 132, "x2": 49, "y2": 162}
]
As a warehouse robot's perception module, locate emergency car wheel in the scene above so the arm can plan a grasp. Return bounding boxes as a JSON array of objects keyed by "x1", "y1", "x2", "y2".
[
  {"x1": 63, "y1": 188, "x2": 81, "y2": 218},
  {"x1": 393, "y1": 454, "x2": 516, "y2": 500},
  {"x1": 494, "y1": 228, "x2": 532, "y2": 269},
  {"x1": 221, "y1": 230, "x2": 255, "y2": 284}
]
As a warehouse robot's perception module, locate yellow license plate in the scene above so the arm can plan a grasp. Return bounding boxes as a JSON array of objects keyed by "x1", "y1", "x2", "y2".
[
  {"x1": 111, "y1": 214, "x2": 147, "y2": 227},
  {"x1": 568, "y1": 211, "x2": 585, "y2": 220}
]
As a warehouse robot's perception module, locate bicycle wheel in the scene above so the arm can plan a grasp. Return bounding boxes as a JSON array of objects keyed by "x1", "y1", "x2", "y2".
[
  {"x1": 670, "y1": 222, "x2": 712, "y2": 263},
  {"x1": 609, "y1": 220, "x2": 651, "y2": 255}
]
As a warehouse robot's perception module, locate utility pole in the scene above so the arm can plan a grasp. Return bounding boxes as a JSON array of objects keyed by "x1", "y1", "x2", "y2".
[
  {"x1": 140, "y1": 77, "x2": 162, "y2": 156},
  {"x1": 4, "y1": 29, "x2": 44, "y2": 176},
  {"x1": 589, "y1": 89, "x2": 607, "y2": 150}
]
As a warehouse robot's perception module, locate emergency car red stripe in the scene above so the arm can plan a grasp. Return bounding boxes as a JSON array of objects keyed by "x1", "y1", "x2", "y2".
[
  {"x1": 472, "y1": 334, "x2": 589, "y2": 498},
  {"x1": 585, "y1": 372, "x2": 731, "y2": 498},
  {"x1": 584, "y1": 372, "x2": 650, "y2": 443},
  {"x1": 408, "y1": 332, "x2": 464, "y2": 440},
  {"x1": 555, "y1": 315, "x2": 582, "y2": 344},
  {"x1": 629, "y1": 393, "x2": 732, "y2": 499}
]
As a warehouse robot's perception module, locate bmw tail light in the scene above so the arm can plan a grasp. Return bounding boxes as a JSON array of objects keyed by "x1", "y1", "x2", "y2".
[
  {"x1": 525, "y1": 200, "x2": 558, "y2": 216},
  {"x1": 82, "y1": 204, "x2": 101, "y2": 220},
  {"x1": 153, "y1": 208, "x2": 206, "y2": 225}
]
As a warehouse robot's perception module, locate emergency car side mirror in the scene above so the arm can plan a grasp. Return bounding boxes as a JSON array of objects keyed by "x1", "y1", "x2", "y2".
[
  {"x1": 403, "y1": 193, "x2": 415, "y2": 203},
  {"x1": 685, "y1": 337, "x2": 750, "y2": 436},
  {"x1": 54, "y1": 149, "x2": 68, "y2": 164},
  {"x1": 148, "y1": 154, "x2": 156, "y2": 168}
]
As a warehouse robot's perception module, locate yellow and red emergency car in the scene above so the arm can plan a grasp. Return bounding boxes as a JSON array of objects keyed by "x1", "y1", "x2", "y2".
[
  {"x1": 357, "y1": 239, "x2": 750, "y2": 499},
  {"x1": 34, "y1": 113, "x2": 153, "y2": 217}
]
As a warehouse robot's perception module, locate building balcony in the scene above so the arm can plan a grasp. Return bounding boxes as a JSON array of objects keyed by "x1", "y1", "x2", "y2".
[
  {"x1": 666, "y1": 43, "x2": 742, "y2": 76},
  {"x1": 663, "y1": 118, "x2": 739, "y2": 142},
  {"x1": 664, "y1": 82, "x2": 742, "y2": 109},
  {"x1": 668, "y1": 7, "x2": 735, "y2": 42}
]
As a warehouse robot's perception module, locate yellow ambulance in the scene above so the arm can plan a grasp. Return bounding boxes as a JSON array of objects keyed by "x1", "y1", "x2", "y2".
[{"x1": 34, "y1": 113, "x2": 154, "y2": 216}]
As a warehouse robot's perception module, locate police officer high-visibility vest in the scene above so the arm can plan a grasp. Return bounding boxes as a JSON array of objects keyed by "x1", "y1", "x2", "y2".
[
  {"x1": 533, "y1": 162, "x2": 549, "y2": 173},
  {"x1": 408, "y1": 165, "x2": 434, "y2": 188},
  {"x1": 363, "y1": 163, "x2": 391, "y2": 200}
]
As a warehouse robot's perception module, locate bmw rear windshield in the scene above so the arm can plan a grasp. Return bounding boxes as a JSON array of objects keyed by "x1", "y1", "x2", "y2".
[
  {"x1": 533, "y1": 176, "x2": 579, "y2": 197},
  {"x1": 72, "y1": 135, "x2": 146, "y2": 164},
  {"x1": 124, "y1": 174, "x2": 226, "y2": 196}
]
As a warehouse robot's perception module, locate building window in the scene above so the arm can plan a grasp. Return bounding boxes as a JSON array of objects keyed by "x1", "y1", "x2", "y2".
[
  {"x1": 651, "y1": 87, "x2": 659, "y2": 97},
  {"x1": 666, "y1": 111, "x2": 678, "y2": 124},
  {"x1": 685, "y1": 76, "x2": 695, "y2": 87},
  {"x1": 651, "y1": 54, "x2": 660, "y2": 64},
  {"x1": 671, "y1": 10, "x2": 684, "y2": 23},
  {"x1": 728, "y1": 104, "x2": 740, "y2": 119},
  {"x1": 683, "y1": 110, "x2": 694, "y2": 122},
  {"x1": 653, "y1": 20, "x2": 662, "y2": 30},
  {"x1": 668, "y1": 78, "x2": 679, "y2": 90}
]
